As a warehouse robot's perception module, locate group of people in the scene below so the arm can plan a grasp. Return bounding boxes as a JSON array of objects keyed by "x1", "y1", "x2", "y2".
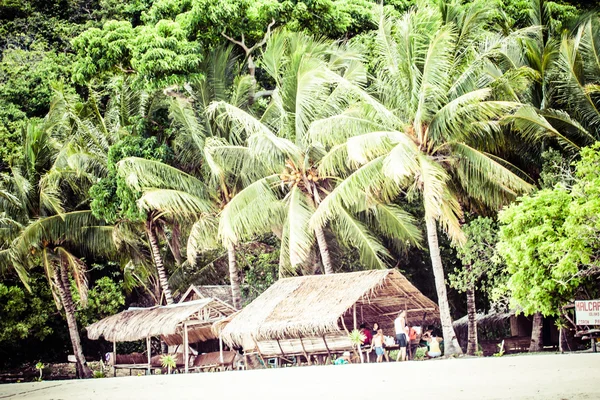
[{"x1": 358, "y1": 311, "x2": 443, "y2": 363}]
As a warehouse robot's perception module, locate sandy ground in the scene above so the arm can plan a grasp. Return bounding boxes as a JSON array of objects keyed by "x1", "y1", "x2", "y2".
[{"x1": 0, "y1": 352, "x2": 598, "y2": 400}]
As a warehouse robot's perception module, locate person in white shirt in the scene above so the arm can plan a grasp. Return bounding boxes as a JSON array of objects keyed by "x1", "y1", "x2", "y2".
[{"x1": 394, "y1": 310, "x2": 409, "y2": 361}]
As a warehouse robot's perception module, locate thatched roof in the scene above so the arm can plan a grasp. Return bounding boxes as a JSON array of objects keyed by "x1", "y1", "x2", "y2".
[
  {"x1": 220, "y1": 269, "x2": 439, "y2": 348},
  {"x1": 178, "y1": 285, "x2": 234, "y2": 307},
  {"x1": 453, "y1": 311, "x2": 515, "y2": 338},
  {"x1": 86, "y1": 298, "x2": 236, "y2": 345}
]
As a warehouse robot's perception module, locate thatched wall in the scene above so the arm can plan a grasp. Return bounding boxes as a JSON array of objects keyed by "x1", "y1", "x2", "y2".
[
  {"x1": 86, "y1": 298, "x2": 235, "y2": 344},
  {"x1": 220, "y1": 269, "x2": 439, "y2": 349}
]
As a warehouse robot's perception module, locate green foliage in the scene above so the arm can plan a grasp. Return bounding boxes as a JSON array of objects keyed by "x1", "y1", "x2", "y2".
[
  {"x1": 449, "y1": 217, "x2": 504, "y2": 296},
  {"x1": 0, "y1": 277, "x2": 55, "y2": 345},
  {"x1": 563, "y1": 143, "x2": 600, "y2": 275},
  {"x1": 72, "y1": 276, "x2": 125, "y2": 328},
  {"x1": 90, "y1": 136, "x2": 172, "y2": 223},
  {"x1": 160, "y1": 354, "x2": 176, "y2": 373},
  {"x1": 498, "y1": 187, "x2": 573, "y2": 316},
  {"x1": 93, "y1": 370, "x2": 107, "y2": 378},
  {"x1": 144, "y1": 0, "x2": 377, "y2": 44},
  {"x1": 499, "y1": 0, "x2": 580, "y2": 32},
  {"x1": 241, "y1": 247, "x2": 279, "y2": 304},
  {"x1": 348, "y1": 328, "x2": 366, "y2": 346},
  {"x1": 414, "y1": 346, "x2": 427, "y2": 361},
  {"x1": 498, "y1": 143, "x2": 600, "y2": 317},
  {"x1": 0, "y1": 48, "x2": 73, "y2": 117},
  {"x1": 539, "y1": 148, "x2": 576, "y2": 189},
  {"x1": 72, "y1": 19, "x2": 203, "y2": 88}
]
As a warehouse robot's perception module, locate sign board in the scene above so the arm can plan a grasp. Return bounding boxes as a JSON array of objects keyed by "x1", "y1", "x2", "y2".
[{"x1": 575, "y1": 300, "x2": 600, "y2": 325}]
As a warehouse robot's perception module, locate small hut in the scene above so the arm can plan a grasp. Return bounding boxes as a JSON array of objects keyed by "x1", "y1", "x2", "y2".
[
  {"x1": 86, "y1": 298, "x2": 236, "y2": 373},
  {"x1": 178, "y1": 284, "x2": 234, "y2": 306},
  {"x1": 453, "y1": 311, "x2": 559, "y2": 355},
  {"x1": 218, "y1": 269, "x2": 439, "y2": 365}
]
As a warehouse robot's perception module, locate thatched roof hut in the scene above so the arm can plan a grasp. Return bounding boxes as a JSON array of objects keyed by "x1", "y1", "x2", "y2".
[
  {"x1": 87, "y1": 298, "x2": 236, "y2": 346},
  {"x1": 452, "y1": 311, "x2": 515, "y2": 340},
  {"x1": 178, "y1": 284, "x2": 234, "y2": 306},
  {"x1": 220, "y1": 269, "x2": 439, "y2": 352}
]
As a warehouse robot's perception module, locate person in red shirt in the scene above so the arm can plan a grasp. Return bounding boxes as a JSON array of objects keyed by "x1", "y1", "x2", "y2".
[{"x1": 360, "y1": 323, "x2": 373, "y2": 345}]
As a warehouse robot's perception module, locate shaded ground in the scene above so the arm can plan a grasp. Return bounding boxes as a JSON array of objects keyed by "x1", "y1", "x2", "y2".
[{"x1": 0, "y1": 352, "x2": 598, "y2": 400}]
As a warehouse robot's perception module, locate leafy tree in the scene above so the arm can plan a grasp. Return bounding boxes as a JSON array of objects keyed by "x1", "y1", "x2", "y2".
[
  {"x1": 449, "y1": 217, "x2": 503, "y2": 355},
  {"x1": 497, "y1": 187, "x2": 572, "y2": 350},
  {"x1": 72, "y1": 20, "x2": 203, "y2": 89},
  {"x1": 311, "y1": 1, "x2": 535, "y2": 355},
  {"x1": 73, "y1": 276, "x2": 125, "y2": 328},
  {"x1": 0, "y1": 277, "x2": 54, "y2": 344},
  {"x1": 498, "y1": 143, "x2": 600, "y2": 323}
]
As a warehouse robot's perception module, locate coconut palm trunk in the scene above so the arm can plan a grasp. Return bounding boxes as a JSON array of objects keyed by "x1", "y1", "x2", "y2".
[
  {"x1": 425, "y1": 217, "x2": 463, "y2": 356},
  {"x1": 529, "y1": 312, "x2": 544, "y2": 352},
  {"x1": 227, "y1": 242, "x2": 242, "y2": 309},
  {"x1": 314, "y1": 225, "x2": 334, "y2": 274},
  {"x1": 55, "y1": 262, "x2": 92, "y2": 378},
  {"x1": 145, "y1": 218, "x2": 173, "y2": 305},
  {"x1": 466, "y1": 284, "x2": 478, "y2": 356}
]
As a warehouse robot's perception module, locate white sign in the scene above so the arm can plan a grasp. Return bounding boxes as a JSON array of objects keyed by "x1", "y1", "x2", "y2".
[{"x1": 575, "y1": 300, "x2": 600, "y2": 325}]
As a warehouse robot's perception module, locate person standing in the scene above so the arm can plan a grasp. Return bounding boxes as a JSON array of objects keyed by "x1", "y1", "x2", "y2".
[
  {"x1": 394, "y1": 310, "x2": 408, "y2": 361},
  {"x1": 371, "y1": 329, "x2": 385, "y2": 363}
]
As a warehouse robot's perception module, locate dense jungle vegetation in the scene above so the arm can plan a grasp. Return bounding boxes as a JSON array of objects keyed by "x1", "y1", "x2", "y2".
[{"x1": 0, "y1": 0, "x2": 599, "y2": 376}]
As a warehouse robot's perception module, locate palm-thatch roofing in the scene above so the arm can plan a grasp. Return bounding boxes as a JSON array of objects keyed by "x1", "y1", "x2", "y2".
[
  {"x1": 220, "y1": 269, "x2": 439, "y2": 348},
  {"x1": 86, "y1": 298, "x2": 236, "y2": 346},
  {"x1": 178, "y1": 284, "x2": 234, "y2": 307},
  {"x1": 452, "y1": 311, "x2": 516, "y2": 338}
]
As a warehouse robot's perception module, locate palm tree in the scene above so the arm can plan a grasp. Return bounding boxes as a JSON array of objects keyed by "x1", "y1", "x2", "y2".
[
  {"x1": 209, "y1": 31, "x2": 422, "y2": 276},
  {"x1": 114, "y1": 47, "x2": 257, "y2": 309},
  {"x1": 311, "y1": 3, "x2": 536, "y2": 355},
  {"x1": 0, "y1": 119, "x2": 115, "y2": 378},
  {"x1": 498, "y1": 0, "x2": 596, "y2": 154}
]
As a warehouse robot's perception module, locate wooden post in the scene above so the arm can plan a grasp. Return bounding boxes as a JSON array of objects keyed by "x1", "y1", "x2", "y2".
[
  {"x1": 219, "y1": 334, "x2": 224, "y2": 364},
  {"x1": 353, "y1": 304, "x2": 357, "y2": 330},
  {"x1": 299, "y1": 337, "x2": 311, "y2": 366},
  {"x1": 113, "y1": 341, "x2": 117, "y2": 377},
  {"x1": 146, "y1": 337, "x2": 151, "y2": 375},
  {"x1": 184, "y1": 322, "x2": 189, "y2": 373}
]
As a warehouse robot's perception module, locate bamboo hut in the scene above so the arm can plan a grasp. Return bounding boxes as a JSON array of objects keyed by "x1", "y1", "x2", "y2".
[
  {"x1": 218, "y1": 269, "x2": 439, "y2": 365},
  {"x1": 86, "y1": 298, "x2": 236, "y2": 373},
  {"x1": 178, "y1": 284, "x2": 234, "y2": 306}
]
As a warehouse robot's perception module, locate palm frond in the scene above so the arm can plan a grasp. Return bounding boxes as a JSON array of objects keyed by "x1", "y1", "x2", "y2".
[
  {"x1": 117, "y1": 157, "x2": 210, "y2": 200},
  {"x1": 331, "y1": 207, "x2": 390, "y2": 270},
  {"x1": 138, "y1": 189, "x2": 215, "y2": 220},
  {"x1": 369, "y1": 203, "x2": 423, "y2": 251},
  {"x1": 56, "y1": 246, "x2": 88, "y2": 307},
  {"x1": 503, "y1": 106, "x2": 581, "y2": 152},
  {"x1": 187, "y1": 215, "x2": 221, "y2": 266},
  {"x1": 418, "y1": 154, "x2": 464, "y2": 245},
  {"x1": 447, "y1": 142, "x2": 535, "y2": 209},
  {"x1": 284, "y1": 186, "x2": 315, "y2": 268},
  {"x1": 218, "y1": 175, "x2": 284, "y2": 245}
]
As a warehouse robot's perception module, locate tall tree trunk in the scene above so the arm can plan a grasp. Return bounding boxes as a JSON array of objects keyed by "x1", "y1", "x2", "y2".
[
  {"x1": 314, "y1": 226, "x2": 334, "y2": 274},
  {"x1": 425, "y1": 217, "x2": 463, "y2": 356},
  {"x1": 55, "y1": 263, "x2": 92, "y2": 378},
  {"x1": 228, "y1": 242, "x2": 242, "y2": 309},
  {"x1": 146, "y1": 218, "x2": 173, "y2": 305},
  {"x1": 466, "y1": 284, "x2": 478, "y2": 356},
  {"x1": 529, "y1": 312, "x2": 544, "y2": 352}
]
